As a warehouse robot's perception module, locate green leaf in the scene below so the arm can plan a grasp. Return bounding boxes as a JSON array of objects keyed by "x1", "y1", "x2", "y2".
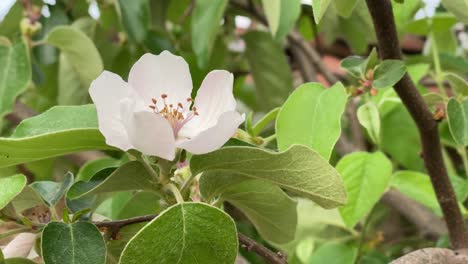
[
  {"x1": 244, "y1": 31, "x2": 294, "y2": 111},
  {"x1": 76, "y1": 157, "x2": 120, "y2": 182},
  {"x1": 391, "y1": 171, "x2": 439, "y2": 213},
  {"x1": 404, "y1": 14, "x2": 458, "y2": 35},
  {"x1": 340, "y1": 56, "x2": 367, "y2": 78},
  {"x1": 0, "y1": 174, "x2": 27, "y2": 210},
  {"x1": 11, "y1": 186, "x2": 44, "y2": 213},
  {"x1": 275, "y1": 0, "x2": 301, "y2": 40},
  {"x1": 441, "y1": 0, "x2": 468, "y2": 24},
  {"x1": 41, "y1": 221, "x2": 106, "y2": 264},
  {"x1": 0, "y1": 3, "x2": 22, "y2": 37},
  {"x1": 309, "y1": 242, "x2": 357, "y2": 264},
  {"x1": 67, "y1": 161, "x2": 157, "y2": 199},
  {"x1": 0, "y1": 37, "x2": 31, "y2": 123},
  {"x1": 261, "y1": 0, "x2": 280, "y2": 35},
  {"x1": 0, "y1": 105, "x2": 111, "y2": 168},
  {"x1": 57, "y1": 53, "x2": 90, "y2": 105},
  {"x1": 337, "y1": 152, "x2": 392, "y2": 228},
  {"x1": 5, "y1": 258, "x2": 36, "y2": 264},
  {"x1": 381, "y1": 103, "x2": 423, "y2": 170},
  {"x1": 312, "y1": 0, "x2": 332, "y2": 23},
  {"x1": 446, "y1": 98, "x2": 468, "y2": 146},
  {"x1": 118, "y1": 0, "x2": 150, "y2": 43},
  {"x1": 191, "y1": 145, "x2": 347, "y2": 208},
  {"x1": 30, "y1": 172, "x2": 74, "y2": 206},
  {"x1": 276, "y1": 82, "x2": 347, "y2": 160},
  {"x1": 373, "y1": 60, "x2": 407, "y2": 88},
  {"x1": 445, "y1": 73, "x2": 468, "y2": 96},
  {"x1": 200, "y1": 174, "x2": 297, "y2": 244},
  {"x1": 357, "y1": 102, "x2": 381, "y2": 145},
  {"x1": 45, "y1": 26, "x2": 103, "y2": 86},
  {"x1": 252, "y1": 107, "x2": 280, "y2": 136},
  {"x1": 120, "y1": 202, "x2": 238, "y2": 264},
  {"x1": 334, "y1": 0, "x2": 360, "y2": 18},
  {"x1": 191, "y1": 0, "x2": 228, "y2": 68}
]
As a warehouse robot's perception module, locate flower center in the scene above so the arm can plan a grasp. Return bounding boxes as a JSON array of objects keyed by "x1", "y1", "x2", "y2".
[{"x1": 148, "y1": 94, "x2": 199, "y2": 136}]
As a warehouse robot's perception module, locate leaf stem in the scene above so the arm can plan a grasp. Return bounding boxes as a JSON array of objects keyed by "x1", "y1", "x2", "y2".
[
  {"x1": 167, "y1": 183, "x2": 184, "y2": 204},
  {"x1": 430, "y1": 32, "x2": 447, "y2": 97}
]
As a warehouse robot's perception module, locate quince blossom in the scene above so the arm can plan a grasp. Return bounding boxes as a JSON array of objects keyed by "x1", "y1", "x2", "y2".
[{"x1": 90, "y1": 51, "x2": 244, "y2": 160}]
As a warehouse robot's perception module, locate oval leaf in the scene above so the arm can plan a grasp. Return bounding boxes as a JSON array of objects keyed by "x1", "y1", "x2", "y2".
[
  {"x1": 373, "y1": 60, "x2": 406, "y2": 88},
  {"x1": 192, "y1": 0, "x2": 228, "y2": 67},
  {"x1": 30, "y1": 172, "x2": 74, "y2": 206},
  {"x1": 0, "y1": 105, "x2": 111, "y2": 168},
  {"x1": 46, "y1": 26, "x2": 103, "y2": 86},
  {"x1": 0, "y1": 174, "x2": 27, "y2": 210},
  {"x1": 120, "y1": 202, "x2": 238, "y2": 264},
  {"x1": 357, "y1": 102, "x2": 381, "y2": 145},
  {"x1": 446, "y1": 98, "x2": 468, "y2": 146},
  {"x1": 337, "y1": 152, "x2": 392, "y2": 228},
  {"x1": 200, "y1": 174, "x2": 297, "y2": 244},
  {"x1": 276, "y1": 82, "x2": 347, "y2": 160},
  {"x1": 41, "y1": 221, "x2": 106, "y2": 264},
  {"x1": 0, "y1": 37, "x2": 31, "y2": 123},
  {"x1": 191, "y1": 145, "x2": 347, "y2": 209}
]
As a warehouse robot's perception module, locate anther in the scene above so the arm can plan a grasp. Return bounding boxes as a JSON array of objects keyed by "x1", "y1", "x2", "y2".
[
  {"x1": 151, "y1": 98, "x2": 157, "y2": 104},
  {"x1": 161, "y1": 94, "x2": 168, "y2": 99},
  {"x1": 149, "y1": 105, "x2": 156, "y2": 110}
]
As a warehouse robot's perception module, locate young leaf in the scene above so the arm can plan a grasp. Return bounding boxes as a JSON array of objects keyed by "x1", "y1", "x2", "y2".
[
  {"x1": 67, "y1": 161, "x2": 157, "y2": 199},
  {"x1": 46, "y1": 26, "x2": 103, "y2": 86},
  {"x1": 244, "y1": 31, "x2": 294, "y2": 111},
  {"x1": 309, "y1": 242, "x2": 357, "y2": 264},
  {"x1": 0, "y1": 105, "x2": 112, "y2": 168},
  {"x1": 340, "y1": 56, "x2": 367, "y2": 78},
  {"x1": 337, "y1": 152, "x2": 392, "y2": 228},
  {"x1": 191, "y1": 145, "x2": 347, "y2": 209},
  {"x1": 261, "y1": 0, "x2": 281, "y2": 35},
  {"x1": 311, "y1": 0, "x2": 332, "y2": 23},
  {"x1": 41, "y1": 222, "x2": 106, "y2": 264},
  {"x1": 357, "y1": 102, "x2": 381, "y2": 145},
  {"x1": 192, "y1": 0, "x2": 228, "y2": 68},
  {"x1": 30, "y1": 172, "x2": 74, "y2": 206},
  {"x1": 391, "y1": 171, "x2": 440, "y2": 213},
  {"x1": 118, "y1": 0, "x2": 151, "y2": 43},
  {"x1": 0, "y1": 174, "x2": 27, "y2": 210},
  {"x1": 275, "y1": 0, "x2": 301, "y2": 40},
  {"x1": 120, "y1": 203, "x2": 238, "y2": 264},
  {"x1": 445, "y1": 73, "x2": 468, "y2": 96},
  {"x1": 200, "y1": 174, "x2": 297, "y2": 244},
  {"x1": 334, "y1": 0, "x2": 360, "y2": 18},
  {"x1": 446, "y1": 98, "x2": 468, "y2": 146},
  {"x1": 276, "y1": 82, "x2": 347, "y2": 160},
  {"x1": 0, "y1": 37, "x2": 31, "y2": 124},
  {"x1": 373, "y1": 60, "x2": 407, "y2": 88},
  {"x1": 441, "y1": 0, "x2": 468, "y2": 24},
  {"x1": 252, "y1": 107, "x2": 280, "y2": 136}
]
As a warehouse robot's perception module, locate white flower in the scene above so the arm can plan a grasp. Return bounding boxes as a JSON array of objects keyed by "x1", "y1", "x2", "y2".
[{"x1": 90, "y1": 51, "x2": 244, "y2": 161}]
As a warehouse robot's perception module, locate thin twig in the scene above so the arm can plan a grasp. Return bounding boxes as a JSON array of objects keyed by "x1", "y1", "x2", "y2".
[
  {"x1": 238, "y1": 233, "x2": 288, "y2": 264},
  {"x1": 365, "y1": 0, "x2": 466, "y2": 249}
]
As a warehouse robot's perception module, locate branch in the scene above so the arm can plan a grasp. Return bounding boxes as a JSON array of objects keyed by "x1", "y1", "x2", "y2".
[
  {"x1": 365, "y1": 0, "x2": 466, "y2": 249},
  {"x1": 94, "y1": 214, "x2": 287, "y2": 264},
  {"x1": 390, "y1": 248, "x2": 468, "y2": 264},
  {"x1": 238, "y1": 233, "x2": 287, "y2": 264}
]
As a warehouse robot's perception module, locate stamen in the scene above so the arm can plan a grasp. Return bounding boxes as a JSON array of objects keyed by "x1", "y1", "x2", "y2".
[{"x1": 151, "y1": 98, "x2": 157, "y2": 104}]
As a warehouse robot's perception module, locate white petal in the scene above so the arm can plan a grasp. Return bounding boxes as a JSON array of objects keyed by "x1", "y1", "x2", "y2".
[
  {"x1": 3, "y1": 233, "x2": 36, "y2": 258},
  {"x1": 126, "y1": 111, "x2": 176, "y2": 160},
  {"x1": 128, "y1": 51, "x2": 193, "y2": 107},
  {"x1": 177, "y1": 111, "x2": 244, "y2": 154},
  {"x1": 89, "y1": 71, "x2": 133, "y2": 151},
  {"x1": 180, "y1": 70, "x2": 236, "y2": 137}
]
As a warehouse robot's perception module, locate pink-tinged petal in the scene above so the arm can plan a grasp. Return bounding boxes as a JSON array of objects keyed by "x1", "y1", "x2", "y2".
[
  {"x1": 3, "y1": 233, "x2": 36, "y2": 258},
  {"x1": 180, "y1": 70, "x2": 236, "y2": 137},
  {"x1": 177, "y1": 111, "x2": 244, "y2": 154},
  {"x1": 126, "y1": 111, "x2": 176, "y2": 160},
  {"x1": 128, "y1": 51, "x2": 192, "y2": 107},
  {"x1": 89, "y1": 71, "x2": 133, "y2": 151}
]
